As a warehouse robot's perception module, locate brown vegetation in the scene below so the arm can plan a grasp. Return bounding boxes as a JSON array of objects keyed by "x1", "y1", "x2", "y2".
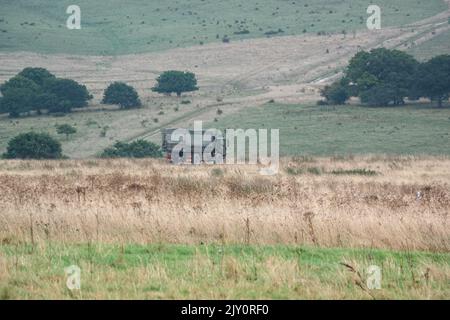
[{"x1": 0, "y1": 156, "x2": 448, "y2": 252}]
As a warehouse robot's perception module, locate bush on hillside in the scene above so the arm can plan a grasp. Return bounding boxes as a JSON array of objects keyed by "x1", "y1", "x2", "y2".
[
  {"x1": 3, "y1": 132, "x2": 63, "y2": 159},
  {"x1": 320, "y1": 81, "x2": 349, "y2": 105},
  {"x1": 56, "y1": 124, "x2": 77, "y2": 139},
  {"x1": 101, "y1": 140, "x2": 163, "y2": 158}
]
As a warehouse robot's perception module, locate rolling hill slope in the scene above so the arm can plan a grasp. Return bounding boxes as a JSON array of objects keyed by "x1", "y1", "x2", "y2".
[
  {"x1": 0, "y1": 0, "x2": 447, "y2": 55},
  {"x1": 0, "y1": 0, "x2": 449, "y2": 158}
]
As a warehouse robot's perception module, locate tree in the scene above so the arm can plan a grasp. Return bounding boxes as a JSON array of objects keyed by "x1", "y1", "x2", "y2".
[
  {"x1": 152, "y1": 71, "x2": 199, "y2": 96},
  {"x1": 359, "y1": 84, "x2": 398, "y2": 107},
  {"x1": 0, "y1": 70, "x2": 57, "y2": 115},
  {"x1": 56, "y1": 124, "x2": 77, "y2": 139},
  {"x1": 3, "y1": 132, "x2": 63, "y2": 159},
  {"x1": 346, "y1": 48, "x2": 419, "y2": 106},
  {"x1": 102, "y1": 82, "x2": 141, "y2": 109},
  {"x1": 43, "y1": 78, "x2": 92, "y2": 113},
  {"x1": 0, "y1": 76, "x2": 41, "y2": 116},
  {"x1": 414, "y1": 55, "x2": 450, "y2": 107},
  {"x1": 101, "y1": 140, "x2": 162, "y2": 158},
  {"x1": 0, "y1": 87, "x2": 37, "y2": 117},
  {"x1": 18, "y1": 67, "x2": 55, "y2": 86},
  {"x1": 320, "y1": 81, "x2": 349, "y2": 105},
  {"x1": 0, "y1": 75, "x2": 40, "y2": 95},
  {"x1": 0, "y1": 76, "x2": 40, "y2": 115},
  {"x1": 33, "y1": 92, "x2": 59, "y2": 114},
  {"x1": 0, "y1": 68, "x2": 93, "y2": 116}
]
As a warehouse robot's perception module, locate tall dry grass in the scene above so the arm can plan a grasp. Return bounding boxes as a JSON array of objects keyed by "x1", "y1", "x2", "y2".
[{"x1": 0, "y1": 156, "x2": 449, "y2": 251}]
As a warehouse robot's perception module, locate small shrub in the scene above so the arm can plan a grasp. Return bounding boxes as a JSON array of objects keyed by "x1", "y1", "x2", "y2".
[
  {"x1": 331, "y1": 168, "x2": 378, "y2": 176},
  {"x1": 85, "y1": 119, "x2": 98, "y2": 127},
  {"x1": 234, "y1": 29, "x2": 250, "y2": 35},
  {"x1": 286, "y1": 167, "x2": 305, "y2": 175},
  {"x1": 141, "y1": 119, "x2": 149, "y2": 127},
  {"x1": 264, "y1": 29, "x2": 284, "y2": 36},
  {"x1": 55, "y1": 124, "x2": 77, "y2": 139},
  {"x1": 307, "y1": 167, "x2": 322, "y2": 175},
  {"x1": 292, "y1": 155, "x2": 316, "y2": 163},
  {"x1": 321, "y1": 81, "x2": 349, "y2": 105},
  {"x1": 211, "y1": 168, "x2": 224, "y2": 177},
  {"x1": 101, "y1": 140, "x2": 162, "y2": 158},
  {"x1": 100, "y1": 126, "x2": 109, "y2": 137}
]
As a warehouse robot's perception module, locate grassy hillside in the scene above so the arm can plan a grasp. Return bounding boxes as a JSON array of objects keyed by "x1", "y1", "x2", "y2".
[
  {"x1": 1, "y1": 102, "x2": 449, "y2": 158},
  {"x1": 0, "y1": 99, "x2": 205, "y2": 158},
  {"x1": 0, "y1": 0, "x2": 446, "y2": 55},
  {"x1": 409, "y1": 28, "x2": 450, "y2": 61},
  {"x1": 209, "y1": 103, "x2": 450, "y2": 156}
]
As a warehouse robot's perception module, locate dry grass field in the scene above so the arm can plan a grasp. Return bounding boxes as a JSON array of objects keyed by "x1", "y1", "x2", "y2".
[
  {"x1": 1, "y1": 157, "x2": 449, "y2": 250},
  {"x1": 0, "y1": 157, "x2": 449, "y2": 299}
]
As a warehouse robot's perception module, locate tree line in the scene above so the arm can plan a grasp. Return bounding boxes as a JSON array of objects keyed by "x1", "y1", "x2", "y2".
[
  {"x1": 2, "y1": 131, "x2": 162, "y2": 160},
  {"x1": 321, "y1": 48, "x2": 450, "y2": 107},
  {"x1": 0, "y1": 68, "x2": 198, "y2": 159},
  {"x1": 0, "y1": 68, "x2": 199, "y2": 118},
  {"x1": 0, "y1": 68, "x2": 92, "y2": 117}
]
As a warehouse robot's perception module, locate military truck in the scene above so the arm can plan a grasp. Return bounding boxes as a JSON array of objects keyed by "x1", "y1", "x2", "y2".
[{"x1": 161, "y1": 128, "x2": 226, "y2": 164}]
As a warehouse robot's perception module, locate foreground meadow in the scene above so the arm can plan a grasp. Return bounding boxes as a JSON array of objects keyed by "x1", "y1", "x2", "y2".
[
  {"x1": 1, "y1": 157, "x2": 449, "y2": 249},
  {"x1": 1, "y1": 244, "x2": 448, "y2": 299},
  {"x1": 0, "y1": 157, "x2": 449, "y2": 299}
]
